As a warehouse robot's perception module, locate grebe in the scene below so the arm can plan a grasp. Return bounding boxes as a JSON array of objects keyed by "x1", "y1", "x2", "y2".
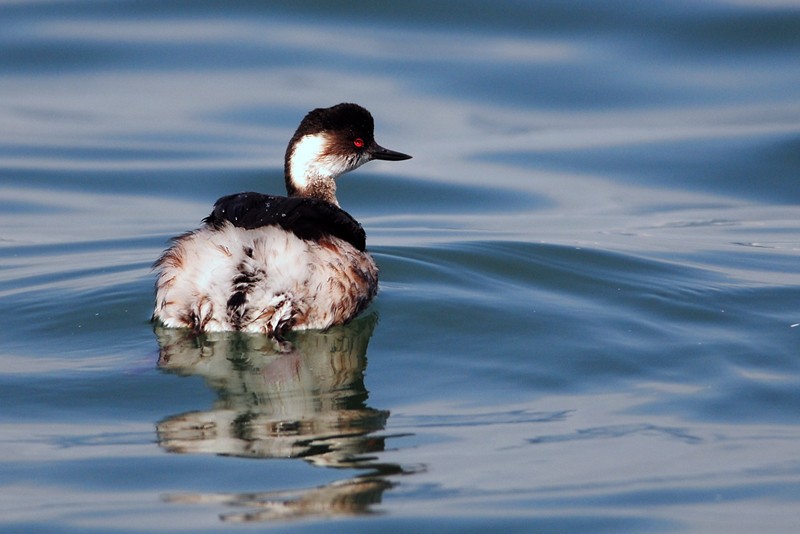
[{"x1": 153, "y1": 103, "x2": 411, "y2": 336}]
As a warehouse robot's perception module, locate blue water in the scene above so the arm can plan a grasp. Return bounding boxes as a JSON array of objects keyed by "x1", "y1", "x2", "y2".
[{"x1": 1, "y1": 1, "x2": 800, "y2": 532}]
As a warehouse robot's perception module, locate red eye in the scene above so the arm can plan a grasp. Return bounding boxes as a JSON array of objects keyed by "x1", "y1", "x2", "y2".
[{"x1": 353, "y1": 138, "x2": 364, "y2": 148}]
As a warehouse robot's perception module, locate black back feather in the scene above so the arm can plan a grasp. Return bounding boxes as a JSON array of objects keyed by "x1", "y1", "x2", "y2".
[{"x1": 203, "y1": 192, "x2": 367, "y2": 252}]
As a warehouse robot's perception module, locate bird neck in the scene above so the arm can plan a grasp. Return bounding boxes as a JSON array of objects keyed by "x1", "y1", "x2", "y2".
[{"x1": 289, "y1": 172, "x2": 339, "y2": 206}]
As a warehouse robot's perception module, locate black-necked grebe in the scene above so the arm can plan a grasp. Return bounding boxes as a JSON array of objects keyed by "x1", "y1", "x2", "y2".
[{"x1": 153, "y1": 103, "x2": 411, "y2": 336}]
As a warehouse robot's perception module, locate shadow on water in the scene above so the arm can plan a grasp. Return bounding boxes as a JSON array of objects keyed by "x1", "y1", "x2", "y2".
[{"x1": 153, "y1": 313, "x2": 417, "y2": 522}]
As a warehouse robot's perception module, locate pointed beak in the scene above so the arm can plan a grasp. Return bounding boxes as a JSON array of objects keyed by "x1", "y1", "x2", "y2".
[{"x1": 370, "y1": 143, "x2": 412, "y2": 161}]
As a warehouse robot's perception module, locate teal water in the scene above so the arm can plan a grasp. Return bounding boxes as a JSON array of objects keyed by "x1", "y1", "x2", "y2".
[{"x1": 1, "y1": 1, "x2": 800, "y2": 532}]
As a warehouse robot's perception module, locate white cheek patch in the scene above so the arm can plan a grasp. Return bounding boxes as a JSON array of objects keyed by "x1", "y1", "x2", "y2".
[
  {"x1": 289, "y1": 133, "x2": 371, "y2": 191},
  {"x1": 289, "y1": 133, "x2": 329, "y2": 190}
]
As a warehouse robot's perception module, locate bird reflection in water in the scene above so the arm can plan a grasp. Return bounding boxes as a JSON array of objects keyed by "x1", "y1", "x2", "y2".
[{"x1": 154, "y1": 314, "x2": 414, "y2": 522}]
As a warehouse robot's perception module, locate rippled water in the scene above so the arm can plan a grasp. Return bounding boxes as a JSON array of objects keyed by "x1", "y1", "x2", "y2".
[{"x1": 2, "y1": 1, "x2": 800, "y2": 532}]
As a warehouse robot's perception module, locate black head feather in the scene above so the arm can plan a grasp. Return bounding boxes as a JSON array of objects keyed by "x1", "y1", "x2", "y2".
[{"x1": 291, "y1": 103, "x2": 375, "y2": 142}]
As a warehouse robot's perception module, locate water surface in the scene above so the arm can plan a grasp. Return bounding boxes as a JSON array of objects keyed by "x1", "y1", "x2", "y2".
[{"x1": 1, "y1": 1, "x2": 800, "y2": 532}]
